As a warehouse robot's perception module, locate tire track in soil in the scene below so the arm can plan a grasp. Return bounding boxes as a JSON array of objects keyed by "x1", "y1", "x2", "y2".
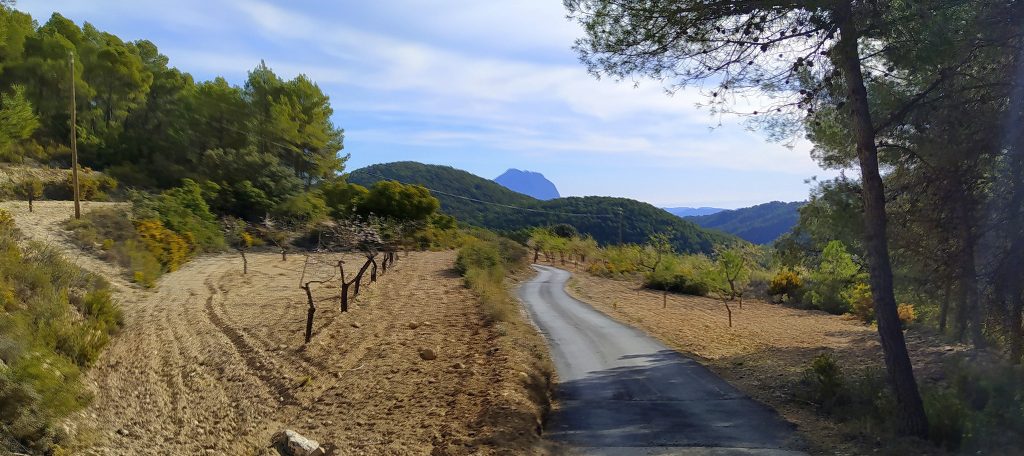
[
  {"x1": 203, "y1": 293, "x2": 299, "y2": 406},
  {"x1": 4, "y1": 202, "x2": 547, "y2": 455}
]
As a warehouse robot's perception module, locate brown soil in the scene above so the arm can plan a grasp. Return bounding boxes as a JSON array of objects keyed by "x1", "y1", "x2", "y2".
[
  {"x1": 3, "y1": 201, "x2": 549, "y2": 455},
  {"x1": 564, "y1": 268, "x2": 966, "y2": 456}
]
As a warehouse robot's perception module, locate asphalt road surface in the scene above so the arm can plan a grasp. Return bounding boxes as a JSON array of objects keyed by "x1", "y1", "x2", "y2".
[{"x1": 518, "y1": 265, "x2": 806, "y2": 456}]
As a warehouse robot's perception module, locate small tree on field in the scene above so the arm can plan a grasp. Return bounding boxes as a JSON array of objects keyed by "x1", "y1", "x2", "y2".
[
  {"x1": 703, "y1": 246, "x2": 750, "y2": 327},
  {"x1": 260, "y1": 215, "x2": 296, "y2": 261},
  {"x1": 15, "y1": 176, "x2": 42, "y2": 212},
  {"x1": 638, "y1": 233, "x2": 673, "y2": 273},
  {"x1": 222, "y1": 216, "x2": 255, "y2": 274}
]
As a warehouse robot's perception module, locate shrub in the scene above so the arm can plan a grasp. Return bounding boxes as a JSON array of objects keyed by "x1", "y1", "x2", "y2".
[
  {"x1": 843, "y1": 282, "x2": 874, "y2": 323},
  {"x1": 455, "y1": 239, "x2": 502, "y2": 275},
  {"x1": 644, "y1": 266, "x2": 708, "y2": 295},
  {"x1": 897, "y1": 303, "x2": 916, "y2": 326},
  {"x1": 0, "y1": 225, "x2": 120, "y2": 452},
  {"x1": 768, "y1": 269, "x2": 803, "y2": 301},
  {"x1": 806, "y1": 240, "x2": 862, "y2": 314},
  {"x1": 133, "y1": 179, "x2": 224, "y2": 252},
  {"x1": 135, "y1": 219, "x2": 190, "y2": 272},
  {"x1": 455, "y1": 233, "x2": 523, "y2": 324},
  {"x1": 802, "y1": 352, "x2": 846, "y2": 412}
]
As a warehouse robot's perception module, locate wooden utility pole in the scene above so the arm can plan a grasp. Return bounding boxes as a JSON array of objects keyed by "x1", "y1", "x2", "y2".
[
  {"x1": 617, "y1": 208, "x2": 623, "y2": 245},
  {"x1": 69, "y1": 51, "x2": 81, "y2": 219}
]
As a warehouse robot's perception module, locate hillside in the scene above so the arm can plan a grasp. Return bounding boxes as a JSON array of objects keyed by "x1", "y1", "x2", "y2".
[
  {"x1": 348, "y1": 162, "x2": 737, "y2": 254},
  {"x1": 494, "y1": 169, "x2": 560, "y2": 200},
  {"x1": 663, "y1": 206, "x2": 726, "y2": 217},
  {"x1": 685, "y1": 201, "x2": 803, "y2": 244}
]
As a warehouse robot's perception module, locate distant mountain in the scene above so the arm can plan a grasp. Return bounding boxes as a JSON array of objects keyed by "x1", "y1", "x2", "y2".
[
  {"x1": 684, "y1": 201, "x2": 804, "y2": 244},
  {"x1": 663, "y1": 207, "x2": 727, "y2": 217},
  {"x1": 494, "y1": 169, "x2": 560, "y2": 200},
  {"x1": 348, "y1": 162, "x2": 739, "y2": 254}
]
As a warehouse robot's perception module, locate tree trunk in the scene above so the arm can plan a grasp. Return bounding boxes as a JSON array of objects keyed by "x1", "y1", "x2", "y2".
[
  {"x1": 340, "y1": 281, "x2": 350, "y2": 312},
  {"x1": 663, "y1": 289, "x2": 668, "y2": 308},
  {"x1": 353, "y1": 259, "x2": 372, "y2": 297},
  {"x1": 939, "y1": 281, "x2": 952, "y2": 334},
  {"x1": 835, "y1": 1, "x2": 928, "y2": 437},
  {"x1": 370, "y1": 258, "x2": 378, "y2": 282},
  {"x1": 533, "y1": 249, "x2": 540, "y2": 263},
  {"x1": 241, "y1": 251, "x2": 247, "y2": 275},
  {"x1": 28, "y1": 196, "x2": 33, "y2": 212},
  {"x1": 1011, "y1": 289, "x2": 1023, "y2": 364},
  {"x1": 724, "y1": 301, "x2": 732, "y2": 328},
  {"x1": 281, "y1": 249, "x2": 287, "y2": 261},
  {"x1": 303, "y1": 285, "x2": 316, "y2": 344}
]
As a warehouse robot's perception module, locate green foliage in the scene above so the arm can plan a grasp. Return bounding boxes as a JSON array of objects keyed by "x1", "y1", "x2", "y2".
[
  {"x1": 0, "y1": 9, "x2": 347, "y2": 221},
  {"x1": 929, "y1": 359, "x2": 1024, "y2": 452},
  {"x1": 133, "y1": 179, "x2": 224, "y2": 252},
  {"x1": 348, "y1": 162, "x2": 737, "y2": 254},
  {"x1": 588, "y1": 244, "x2": 642, "y2": 276},
  {"x1": 768, "y1": 269, "x2": 803, "y2": 302},
  {"x1": 686, "y1": 201, "x2": 803, "y2": 244},
  {"x1": 0, "y1": 208, "x2": 121, "y2": 452},
  {"x1": 0, "y1": 84, "x2": 39, "y2": 161},
  {"x1": 355, "y1": 180, "x2": 439, "y2": 222},
  {"x1": 806, "y1": 240, "x2": 863, "y2": 314},
  {"x1": 272, "y1": 191, "x2": 328, "y2": 226},
  {"x1": 14, "y1": 175, "x2": 41, "y2": 202},
  {"x1": 455, "y1": 231, "x2": 526, "y2": 323},
  {"x1": 42, "y1": 168, "x2": 118, "y2": 201},
  {"x1": 643, "y1": 255, "x2": 709, "y2": 295},
  {"x1": 804, "y1": 353, "x2": 846, "y2": 413},
  {"x1": 843, "y1": 282, "x2": 875, "y2": 323},
  {"x1": 455, "y1": 239, "x2": 502, "y2": 276}
]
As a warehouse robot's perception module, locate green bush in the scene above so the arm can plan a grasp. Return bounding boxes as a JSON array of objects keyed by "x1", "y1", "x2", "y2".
[
  {"x1": 768, "y1": 269, "x2": 803, "y2": 301},
  {"x1": 0, "y1": 212, "x2": 121, "y2": 452},
  {"x1": 802, "y1": 353, "x2": 846, "y2": 412},
  {"x1": 133, "y1": 179, "x2": 225, "y2": 252},
  {"x1": 455, "y1": 239, "x2": 502, "y2": 275},
  {"x1": 644, "y1": 266, "x2": 708, "y2": 295}
]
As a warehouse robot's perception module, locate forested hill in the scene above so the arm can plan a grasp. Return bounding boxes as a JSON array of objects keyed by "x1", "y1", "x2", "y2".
[
  {"x1": 348, "y1": 162, "x2": 737, "y2": 254},
  {"x1": 684, "y1": 201, "x2": 803, "y2": 244}
]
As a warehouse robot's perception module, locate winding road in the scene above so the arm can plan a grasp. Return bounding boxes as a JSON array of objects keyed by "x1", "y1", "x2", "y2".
[{"x1": 518, "y1": 265, "x2": 805, "y2": 456}]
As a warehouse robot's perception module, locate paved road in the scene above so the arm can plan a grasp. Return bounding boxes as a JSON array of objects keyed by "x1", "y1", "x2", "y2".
[{"x1": 518, "y1": 265, "x2": 805, "y2": 456}]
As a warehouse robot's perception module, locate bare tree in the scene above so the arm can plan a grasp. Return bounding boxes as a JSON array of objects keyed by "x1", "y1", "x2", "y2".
[{"x1": 260, "y1": 215, "x2": 296, "y2": 261}]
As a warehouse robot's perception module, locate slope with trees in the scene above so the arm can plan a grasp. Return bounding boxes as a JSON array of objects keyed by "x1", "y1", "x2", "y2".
[
  {"x1": 349, "y1": 161, "x2": 737, "y2": 254},
  {"x1": 684, "y1": 201, "x2": 803, "y2": 244}
]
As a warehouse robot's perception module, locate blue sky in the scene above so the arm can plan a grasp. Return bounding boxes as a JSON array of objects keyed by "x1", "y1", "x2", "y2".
[{"x1": 20, "y1": 0, "x2": 836, "y2": 208}]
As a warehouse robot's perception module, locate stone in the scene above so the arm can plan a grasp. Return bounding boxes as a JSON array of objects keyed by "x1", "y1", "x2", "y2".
[
  {"x1": 408, "y1": 322, "x2": 420, "y2": 330},
  {"x1": 418, "y1": 348, "x2": 437, "y2": 360},
  {"x1": 451, "y1": 362, "x2": 466, "y2": 370},
  {"x1": 271, "y1": 429, "x2": 325, "y2": 456},
  {"x1": 350, "y1": 322, "x2": 362, "y2": 328}
]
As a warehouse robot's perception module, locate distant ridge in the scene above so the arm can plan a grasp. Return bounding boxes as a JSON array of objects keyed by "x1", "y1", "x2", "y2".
[
  {"x1": 684, "y1": 201, "x2": 804, "y2": 244},
  {"x1": 348, "y1": 161, "x2": 739, "y2": 254},
  {"x1": 663, "y1": 207, "x2": 726, "y2": 217},
  {"x1": 494, "y1": 169, "x2": 560, "y2": 200}
]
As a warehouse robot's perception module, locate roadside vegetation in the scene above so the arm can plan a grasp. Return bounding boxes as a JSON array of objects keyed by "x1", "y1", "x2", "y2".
[{"x1": 0, "y1": 208, "x2": 122, "y2": 454}]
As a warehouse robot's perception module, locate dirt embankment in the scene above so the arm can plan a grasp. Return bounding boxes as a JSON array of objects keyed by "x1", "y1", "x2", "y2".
[
  {"x1": 563, "y1": 269, "x2": 963, "y2": 456},
  {"x1": 3, "y1": 201, "x2": 550, "y2": 455}
]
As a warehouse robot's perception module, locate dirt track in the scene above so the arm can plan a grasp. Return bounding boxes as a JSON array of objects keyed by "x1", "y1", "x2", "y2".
[{"x1": 3, "y1": 201, "x2": 546, "y2": 455}]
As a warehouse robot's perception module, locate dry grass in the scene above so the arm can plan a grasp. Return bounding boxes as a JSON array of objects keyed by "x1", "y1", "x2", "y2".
[
  {"x1": 565, "y1": 269, "x2": 966, "y2": 456},
  {"x1": 5, "y1": 201, "x2": 555, "y2": 455}
]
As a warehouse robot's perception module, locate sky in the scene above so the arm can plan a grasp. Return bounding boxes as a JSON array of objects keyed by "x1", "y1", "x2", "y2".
[{"x1": 19, "y1": 0, "x2": 837, "y2": 209}]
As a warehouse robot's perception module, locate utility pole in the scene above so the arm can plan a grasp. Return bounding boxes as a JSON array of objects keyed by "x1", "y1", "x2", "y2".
[
  {"x1": 617, "y1": 207, "x2": 623, "y2": 245},
  {"x1": 69, "y1": 51, "x2": 81, "y2": 219}
]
